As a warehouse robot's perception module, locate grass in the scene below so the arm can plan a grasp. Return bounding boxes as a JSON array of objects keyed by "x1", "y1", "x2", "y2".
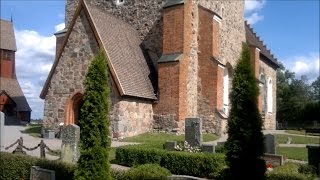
[
  {"x1": 285, "y1": 130, "x2": 320, "y2": 136},
  {"x1": 120, "y1": 132, "x2": 219, "y2": 149},
  {"x1": 277, "y1": 147, "x2": 308, "y2": 161},
  {"x1": 21, "y1": 124, "x2": 42, "y2": 138},
  {"x1": 275, "y1": 134, "x2": 320, "y2": 144}
]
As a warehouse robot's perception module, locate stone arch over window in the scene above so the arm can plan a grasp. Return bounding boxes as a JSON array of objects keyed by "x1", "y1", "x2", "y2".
[
  {"x1": 65, "y1": 92, "x2": 84, "y2": 125},
  {"x1": 267, "y1": 78, "x2": 273, "y2": 113}
]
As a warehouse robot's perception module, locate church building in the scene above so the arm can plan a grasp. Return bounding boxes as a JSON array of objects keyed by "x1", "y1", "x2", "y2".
[
  {"x1": 0, "y1": 19, "x2": 32, "y2": 124},
  {"x1": 41, "y1": 0, "x2": 279, "y2": 138}
]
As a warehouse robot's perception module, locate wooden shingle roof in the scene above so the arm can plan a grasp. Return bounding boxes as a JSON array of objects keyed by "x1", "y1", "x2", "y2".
[
  {"x1": 0, "y1": 77, "x2": 31, "y2": 111},
  {"x1": 0, "y1": 19, "x2": 17, "y2": 51},
  {"x1": 40, "y1": 0, "x2": 156, "y2": 100}
]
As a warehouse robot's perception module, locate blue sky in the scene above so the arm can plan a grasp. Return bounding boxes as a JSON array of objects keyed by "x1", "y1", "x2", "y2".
[{"x1": 1, "y1": 0, "x2": 319, "y2": 119}]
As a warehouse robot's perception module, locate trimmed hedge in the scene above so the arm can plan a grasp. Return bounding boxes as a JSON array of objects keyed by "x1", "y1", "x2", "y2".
[
  {"x1": 122, "y1": 164, "x2": 171, "y2": 180},
  {"x1": 115, "y1": 146, "x2": 226, "y2": 178},
  {"x1": 0, "y1": 152, "x2": 75, "y2": 180}
]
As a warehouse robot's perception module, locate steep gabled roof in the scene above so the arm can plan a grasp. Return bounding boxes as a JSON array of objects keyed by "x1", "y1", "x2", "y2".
[
  {"x1": 0, "y1": 19, "x2": 17, "y2": 51},
  {"x1": 245, "y1": 21, "x2": 279, "y2": 68},
  {"x1": 0, "y1": 77, "x2": 31, "y2": 111},
  {"x1": 40, "y1": 0, "x2": 156, "y2": 100}
]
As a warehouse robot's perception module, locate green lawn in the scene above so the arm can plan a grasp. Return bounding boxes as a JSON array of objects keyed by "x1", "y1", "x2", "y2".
[
  {"x1": 21, "y1": 124, "x2": 42, "y2": 138},
  {"x1": 107, "y1": 132, "x2": 220, "y2": 161},
  {"x1": 277, "y1": 147, "x2": 308, "y2": 161},
  {"x1": 275, "y1": 134, "x2": 320, "y2": 144},
  {"x1": 285, "y1": 130, "x2": 320, "y2": 136},
  {"x1": 120, "y1": 132, "x2": 219, "y2": 148}
]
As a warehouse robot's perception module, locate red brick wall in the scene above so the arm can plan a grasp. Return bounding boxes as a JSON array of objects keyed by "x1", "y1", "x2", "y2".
[
  {"x1": 249, "y1": 46, "x2": 262, "y2": 111},
  {"x1": 162, "y1": 5, "x2": 184, "y2": 54},
  {"x1": 154, "y1": 4, "x2": 185, "y2": 121},
  {"x1": 198, "y1": 7, "x2": 216, "y2": 115}
]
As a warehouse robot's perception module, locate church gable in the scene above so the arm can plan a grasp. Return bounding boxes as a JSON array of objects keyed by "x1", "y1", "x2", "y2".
[{"x1": 49, "y1": 10, "x2": 98, "y2": 97}]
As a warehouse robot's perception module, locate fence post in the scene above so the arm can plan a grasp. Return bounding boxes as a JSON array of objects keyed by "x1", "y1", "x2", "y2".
[
  {"x1": 40, "y1": 140, "x2": 46, "y2": 158},
  {"x1": 13, "y1": 137, "x2": 26, "y2": 154}
]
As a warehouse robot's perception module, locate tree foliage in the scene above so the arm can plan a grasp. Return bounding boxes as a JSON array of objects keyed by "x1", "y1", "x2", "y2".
[
  {"x1": 74, "y1": 50, "x2": 111, "y2": 180},
  {"x1": 276, "y1": 63, "x2": 319, "y2": 124},
  {"x1": 225, "y1": 44, "x2": 266, "y2": 179}
]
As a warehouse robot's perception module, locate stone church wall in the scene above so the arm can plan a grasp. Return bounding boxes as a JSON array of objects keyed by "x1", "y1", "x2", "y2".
[
  {"x1": 259, "y1": 58, "x2": 277, "y2": 130},
  {"x1": 196, "y1": 0, "x2": 246, "y2": 133},
  {"x1": 44, "y1": 10, "x2": 153, "y2": 138}
]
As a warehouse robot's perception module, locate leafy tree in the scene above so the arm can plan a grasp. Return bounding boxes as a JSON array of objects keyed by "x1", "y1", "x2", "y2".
[
  {"x1": 276, "y1": 64, "x2": 313, "y2": 124},
  {"x1": 225, "y1": 44, "x2": 266, "y2": 179},
  {"x1": 311, "y1": 76, "x2": 320, "y2": 101},
  {"x1": 74, "y1": 50, "x2": 111, "y2": 180}
]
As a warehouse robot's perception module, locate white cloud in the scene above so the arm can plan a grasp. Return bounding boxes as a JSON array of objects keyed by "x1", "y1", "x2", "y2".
[
  {"x1": 245, "y1": 0, "x2": 266, "y2": 25},
  {"x1": 245, "y1": 0, "x2": 266, "y2": 13},
  {"x1": 285, "y1": 53, "x2": 320, "y2": 83},
  {"x1": 246, "y1": 12, "x2": 264, "y2": 25},
  {"x1": 14, "y1": 26, "x2": 60, "y2": 119},
  {"x1": 55, "y1": 22, "x2": 65, "y2": 32}
]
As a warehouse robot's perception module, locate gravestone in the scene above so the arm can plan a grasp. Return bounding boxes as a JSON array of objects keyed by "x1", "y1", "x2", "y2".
[
  {"x1": 202, "y1": 144, "x2": 215, "y2": 153},
  {"x1": 61, "y1": 124, "x2": 80, "y2": 164},
  {"x1": 262, "y1": 154, "x2": 283, "y2": 167},
  {"x1": 185, "y1": 118, "x2": 202, "y2": 147},
  {"x1": 264, "y1": 134, "x2": 276, "y2": 154},
  {"x1": 165, "y1": 141, "x2": 177, "y2": 151},
  {"x1": 30, "y1": 166, "x2": 55, "y2": 180},
  {"x1": 0, "y1": 112, "x2": 4, "y2": 151},
  {"x1": 306, "y1": 144, "x2": 320, "y2": 175}
]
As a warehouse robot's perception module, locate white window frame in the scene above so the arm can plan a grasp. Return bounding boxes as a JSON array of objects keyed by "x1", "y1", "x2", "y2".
[
  {"x1": 223, "y1": 68, "x2": 229, "y2": 115},
  {"x1": 267, "y1": 78, "x2": 273, "y2": 113}
]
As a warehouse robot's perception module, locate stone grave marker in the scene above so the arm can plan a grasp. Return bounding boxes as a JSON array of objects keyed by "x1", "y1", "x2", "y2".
[
  {"x1": 165, "y1": 141, "x2": 177, "y2": 151},
  {"x1": 0, "y1": 112, "x2": 4, "y2": 151},
  {"x1": 264, "y1": 134, "x2": 276, "y2": 154},
  {"x1": 30, "y1": 166, "x2": 55, "y2": 180},
  {"x1": 202, "y1": 144, "x2": 215, "y2": 153},
  {"x1": 185, "y1": 118, "x2": 202, "y2": 147},
  {"x1": 262, "y1": 154, "x2": 283, "y2": 167},
  {"x1": 61, "y1": 124, "x2": 80, "y2": 164}
]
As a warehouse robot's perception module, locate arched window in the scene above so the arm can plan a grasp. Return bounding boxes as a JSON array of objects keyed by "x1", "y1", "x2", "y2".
[
  {"x1": 267, "y1": 78, "x2": 273, "y2": 113},
  {"x1": 223, "y1": 68, "x2": 229, "y2": 115}
]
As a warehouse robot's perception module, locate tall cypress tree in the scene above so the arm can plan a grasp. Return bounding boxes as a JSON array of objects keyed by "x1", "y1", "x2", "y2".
[
  {"x1": 225, "y1": 44, "x2": 266, "y2": 179},
  {"x1": 74, "y1": 50, "x2": 111, "y2": 180}
]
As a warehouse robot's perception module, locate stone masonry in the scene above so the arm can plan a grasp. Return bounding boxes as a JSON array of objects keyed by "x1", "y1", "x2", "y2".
[{"x1": 43, "y1": 9, "x2": 153, "y2": 138}]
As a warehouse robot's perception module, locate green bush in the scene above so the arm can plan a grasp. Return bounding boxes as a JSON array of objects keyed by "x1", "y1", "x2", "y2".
[
  {"x1": 122, "y1": 164, "x2": 171, "y2": 180},
  {"x1": 75, "y1": 50, "x2": 111, "y2": 180},
  {"x1": 0, "y1": 152, "x2": 75, "y2": 180},
  {"x1": 115, "y1": 146, "x2": 226, "y2": 178},
  {"x1": 225, "y1": 43, "x2": 266, "y2": 179},
  {"x1": 267, "y1": 163, "x2": 317, "y2": 180}
]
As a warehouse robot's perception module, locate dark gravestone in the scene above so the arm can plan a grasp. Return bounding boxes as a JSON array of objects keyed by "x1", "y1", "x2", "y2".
[
  {"x1": 165, "y1": 141, "x2": 177, "y2": 151},
  {"x1": 264, "y1": 134, "x2": 276, "y2": 154},
  {"x1": 185, "y1": 118, "x2": 202, "y2": 147},
  {"x1": 30, "y1": 166, "x2": 55, "y2": 180},
  {"x1": 61, "y1": 124, "x2": 80, "y2": 164},
  {"x1": 306, "y1": 144, "x2": 320, "y2": 175},
  {"x1": 202, "y1": 144, "x2": 215, "y2": 153}
]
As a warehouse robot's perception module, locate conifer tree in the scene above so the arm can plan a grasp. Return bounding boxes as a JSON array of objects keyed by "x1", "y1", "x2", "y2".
[
  {"x1": 225, "y1": 44, "x2": 266, "y2": 179},
  {"x1": 74, "y1": 50, "x2": 111, "y2": 180}
]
